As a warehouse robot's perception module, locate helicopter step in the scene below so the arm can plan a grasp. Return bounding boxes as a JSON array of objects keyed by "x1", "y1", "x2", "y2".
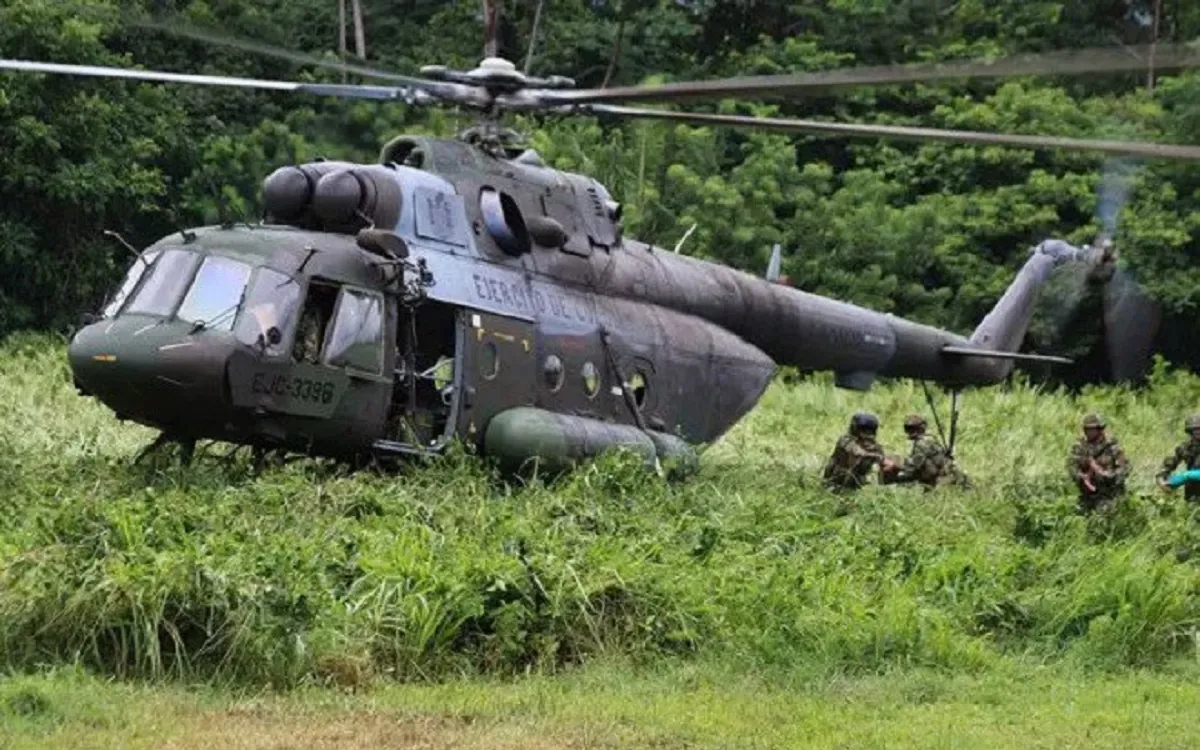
[{"x1": 482, "y1": 406, "x2": 697, "y2": 477}]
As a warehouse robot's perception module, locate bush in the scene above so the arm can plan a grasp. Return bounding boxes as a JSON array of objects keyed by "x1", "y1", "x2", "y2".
[{"x1": 3, "y1": 335, "x2": 1200, "y2": 685}]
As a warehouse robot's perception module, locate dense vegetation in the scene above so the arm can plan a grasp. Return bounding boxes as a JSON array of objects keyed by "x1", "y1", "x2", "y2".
[
  {"x1": 1, "y1": 1, "x2": 1200, "y2": 381},
  {"x1": 5, "y1": 334, "x2": 1200, "y2": 687}
]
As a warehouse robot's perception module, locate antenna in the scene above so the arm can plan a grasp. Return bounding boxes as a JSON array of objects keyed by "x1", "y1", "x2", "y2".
[
  {"x1": 674, "y1": 223, "x2": 697, "y2": 254},
  {"x1": 766, "y1": 243, "x2": 782, "y2": 281},
  {"x1": 102, "y1": 230, "x2": 141, "y2": 260}
]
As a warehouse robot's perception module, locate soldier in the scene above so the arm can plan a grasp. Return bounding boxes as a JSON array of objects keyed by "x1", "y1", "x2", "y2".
[
  {"x1": 822, "y1": 411, "x2": 895, "y2": 491},
  {"x1": 292, "y1": 305, "x2": 326, "y2": 363},
  {"x1": 1066, "y1": 413, "x2": 1129, "y2": 512},
  {"x1": 1156, "y1": 413, "x2": 1200, "y2": 502},
  {"x1": 885, "y1": 413, "x2": 969, "y2": 489}
]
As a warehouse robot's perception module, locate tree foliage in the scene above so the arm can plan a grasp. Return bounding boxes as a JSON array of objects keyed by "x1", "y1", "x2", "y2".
[{"x1": 1, "y1": 0, "x2": 1199, "y2": 381}]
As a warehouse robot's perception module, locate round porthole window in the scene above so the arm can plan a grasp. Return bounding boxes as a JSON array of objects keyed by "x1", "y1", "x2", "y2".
[
  {"x1": 627, "y1": 370, "x2": 647, "y2": 408},
  {"x1": 581, "y1": 361, "x2": 599, "y2": 398},
  {"x1": 544, "y1": 354, "x2": 564, "y2": 391},
  {"x1": 480, "y1": 341, "x2": 500, "y2": 380}
]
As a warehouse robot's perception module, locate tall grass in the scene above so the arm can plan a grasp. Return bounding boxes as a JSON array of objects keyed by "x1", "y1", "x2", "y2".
[{"x1": 3, "y1": 332, "x2": 1200, "y2": 686}]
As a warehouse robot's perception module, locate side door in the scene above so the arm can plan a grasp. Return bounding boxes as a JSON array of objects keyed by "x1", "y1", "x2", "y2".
[
  {"x1": 320, "y1": 285, "x2": 395, "y2": 443},
  {"x1": 457, "y1": 310, "x2": 536, "y2": 445}
]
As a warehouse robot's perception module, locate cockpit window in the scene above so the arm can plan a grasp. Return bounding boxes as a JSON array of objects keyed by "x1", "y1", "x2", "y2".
[
  {"x1": 325, "y1": 288, "x2": 385, "y2": 374},
  {"x1": 125, "y1": 248, "x2": 199, "y2": 318},
  {"x1": 176, "y1": 256, "x2": 253, "y2": 331},
  {"x1": 234, "y1": 268, "x2": 302, "y2": 356},
  {"x1": 102, "y1": 249, "x2": 161, "y2": 318}
]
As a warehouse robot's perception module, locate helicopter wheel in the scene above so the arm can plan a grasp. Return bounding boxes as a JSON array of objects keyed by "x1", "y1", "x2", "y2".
[
  {"x1": 250, "y1": 445, "x2": 291, "y2": 473},
  {"x1": 133, "y1": 433, "x2": 196, "y2": 468}
]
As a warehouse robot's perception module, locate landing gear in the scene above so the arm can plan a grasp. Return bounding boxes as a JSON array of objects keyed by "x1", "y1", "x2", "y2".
[
  {"x1": 920, "y1": 381, "x2": 961, "y2": 458},
  {"x1": 133, "y1": 433, "x2": 196, "y2": 467},
  {"x1": 250, "y1": 445, "x2": 291, "y2": 473}
]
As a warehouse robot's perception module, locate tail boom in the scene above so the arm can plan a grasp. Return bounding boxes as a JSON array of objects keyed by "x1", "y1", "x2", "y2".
[{"x1": 602, "y1": 237, "x2": 1089, "y2": 389}]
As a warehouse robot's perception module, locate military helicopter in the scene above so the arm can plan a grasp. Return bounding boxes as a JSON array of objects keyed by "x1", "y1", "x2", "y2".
[{"x1": 3, "y1": 10, "x2": 1200, "y2": 474}]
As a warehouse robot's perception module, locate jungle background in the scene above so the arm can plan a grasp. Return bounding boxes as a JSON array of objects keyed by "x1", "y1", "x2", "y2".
[
  {"x1": 9, "y1": 5, "x2": 1200, "y2": 746},
  {"x1": 2, "y1": 0, "x2": 1200, "y2": 384}
]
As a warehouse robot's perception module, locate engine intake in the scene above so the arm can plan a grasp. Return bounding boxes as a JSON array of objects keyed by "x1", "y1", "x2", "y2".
[{"x1": 262, "y1": 162, "x2": 403, "y2": 234}]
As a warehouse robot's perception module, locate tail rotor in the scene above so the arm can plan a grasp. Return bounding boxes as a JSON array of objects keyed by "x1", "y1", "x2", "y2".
[
  {"x1": 1038, "y1": 158, "x2": 1163, "y2": 383},
  {"x1": 1092, "y1": 159, "x2": 1163, "y2": 382}
]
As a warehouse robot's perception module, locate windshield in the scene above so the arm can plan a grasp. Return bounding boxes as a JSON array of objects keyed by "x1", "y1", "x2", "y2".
[
  {"x1": 102, "y1": 249, "x2": 161, "y2": 318},
  {"x1": 125, "y1": 248, "x2": 199, "y2": 318},
  {"x1": 234, "y1": 268, "x2": 302, "y2": 356},
  {"x1": 176, "y1": 256, "x2": 253, "y2": 331}
]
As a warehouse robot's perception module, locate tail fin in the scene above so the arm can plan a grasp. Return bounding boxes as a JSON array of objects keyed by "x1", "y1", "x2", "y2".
[
  {"x1": 933, "y1": 239, "x2": 1096, "y2": 376},
  {"x1": 967, "y1": 239, "x2": 1097, "y2": 354}
]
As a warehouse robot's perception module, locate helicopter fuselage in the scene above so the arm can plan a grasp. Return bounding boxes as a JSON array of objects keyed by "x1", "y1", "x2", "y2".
[{"x1": 68, "y1": 134, "x2": 1079, "y2": 470}]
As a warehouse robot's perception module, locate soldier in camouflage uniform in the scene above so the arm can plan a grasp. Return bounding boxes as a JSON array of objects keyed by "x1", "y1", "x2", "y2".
[
  {"x1": 822, "y1": 412, "x2": 895, "y2": 491},
  {"x1": 1066, "y1": 413, "x2": 1130, "y2": 513},
  {"x1": 885, "y1": 414, "x2": 969, "y2": 489},
  {"x1": 1156, "y1": 414, "x2": 1200, "y2": 502},
  {"x1": 292, "y1": 305, "x2": 326, "y2": 364}
]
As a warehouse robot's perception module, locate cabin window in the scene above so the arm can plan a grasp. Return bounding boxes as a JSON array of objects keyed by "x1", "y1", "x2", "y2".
[
  {"x1": 581, "y1": 361, "x2": 599, "y2": 398},
  {"x1": 543, "y1": 354, "x2": 564, "y2": 391},
  {"x1": 103, "y1": 249, "x2": 161, "y2": 318},
  {"x1": 177, "y1": 256, "x2": 253, "y2": 332},
  {"x1": 628, "y1": 370, "x2": 648, "y2": 408},
  {"x1": 324, "y1": 287, "x2": 385, "y2": 375},
  {"x1": 124, "y1": 248, "x2": 199, "y2": 318},
  {"x1": 234, "y1": 268, "x2": 303, "y2": 357}
]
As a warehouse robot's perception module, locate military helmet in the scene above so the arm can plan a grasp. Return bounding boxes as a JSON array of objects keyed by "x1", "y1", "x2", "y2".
[
  {"x1": 1185, "y1": 414, "x2": 1200, "y2": 432},
  {"x1": 850, "y1": 411, "x2": 879, "y2": 433},
  {"x1": 1082, "y1": 413, "x2": 1106, "y2": 429},
  {"x1": 903, "y1": 414, "x2": 926, "y2": 429}
]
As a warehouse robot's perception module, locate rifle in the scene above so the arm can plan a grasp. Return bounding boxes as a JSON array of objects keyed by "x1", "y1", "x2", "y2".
[{"x1": 1080, "y1": 457, "x2": 1112, "y2": 492}]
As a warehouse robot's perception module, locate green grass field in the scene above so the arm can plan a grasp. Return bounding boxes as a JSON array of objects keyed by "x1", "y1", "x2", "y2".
[{"x1": 4, "y1": 332, "x2": 1200, "y2": 748}]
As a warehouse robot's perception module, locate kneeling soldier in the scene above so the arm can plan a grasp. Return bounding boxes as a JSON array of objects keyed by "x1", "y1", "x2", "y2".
[
  {"x1": 885, "y1": 414, "x2": 969, "y2": 489},
  {"x1": 823, "y1": 411, "x2": 895, "y2": 491}
]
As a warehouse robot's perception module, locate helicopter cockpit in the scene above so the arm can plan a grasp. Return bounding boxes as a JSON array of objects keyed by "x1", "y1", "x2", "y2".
[
  {"x1": 99, "y1": 244, "x2": 291, "y2": 347},
  {"x1": 70, "y1": 225, "x2": 464, "y2": 460}
]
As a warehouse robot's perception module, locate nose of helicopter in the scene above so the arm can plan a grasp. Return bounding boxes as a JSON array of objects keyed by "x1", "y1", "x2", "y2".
[{"x1": 68, "y1": 316, "x2": 234, "y2": 431}]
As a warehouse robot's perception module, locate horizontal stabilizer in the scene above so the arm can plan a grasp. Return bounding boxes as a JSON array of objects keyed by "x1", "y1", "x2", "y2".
[{"x1": 941, "y1": 346, "x2": 1072, "y2": 365}]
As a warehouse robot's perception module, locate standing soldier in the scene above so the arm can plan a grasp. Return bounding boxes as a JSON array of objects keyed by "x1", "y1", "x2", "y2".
[
  {"x1": 1156, "y1": 414, "x2": 1200, "y2": 502},
  {"x1": 886, "y1": 414, "x2": 969, "y2": 489},
  {"x1": 823, "y1": 412, "x2": 895, "y2": 491},
  {"x1": 1066, "y1": 413, "x2": 1130, "y2": 512}
]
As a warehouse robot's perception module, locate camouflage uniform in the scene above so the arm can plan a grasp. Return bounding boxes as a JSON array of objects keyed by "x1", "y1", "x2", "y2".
[
  {"x1": 890, "y1": 414, "x2": 969, "y2": 489},
  {"x1": 823, "y1": 412, "x2": 888, "y2": 491},
  {"x1": 1157, "y1": 414, "x2": 1200, "y2": 502},
  {"x1": 292, "y1": 307, "x2": 325, "y2": 363},
  {"x1": 1066, "y1": 413, "x2": 1129, "y2": 512}
]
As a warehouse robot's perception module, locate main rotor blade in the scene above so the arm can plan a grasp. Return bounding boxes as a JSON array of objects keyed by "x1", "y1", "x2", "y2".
[
  {"x1": 549, "y1": 43, "x2": 1200, "y2": 105},
  {"x1": 0, "y1": 59, "x2": 416, "y2": 100},
  {"x1": 133, "y1": 18, "x2": 429, "y2": 87},
  {"x1": 586, "y1": 105, "x2": 1200, "y2": 161}
]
